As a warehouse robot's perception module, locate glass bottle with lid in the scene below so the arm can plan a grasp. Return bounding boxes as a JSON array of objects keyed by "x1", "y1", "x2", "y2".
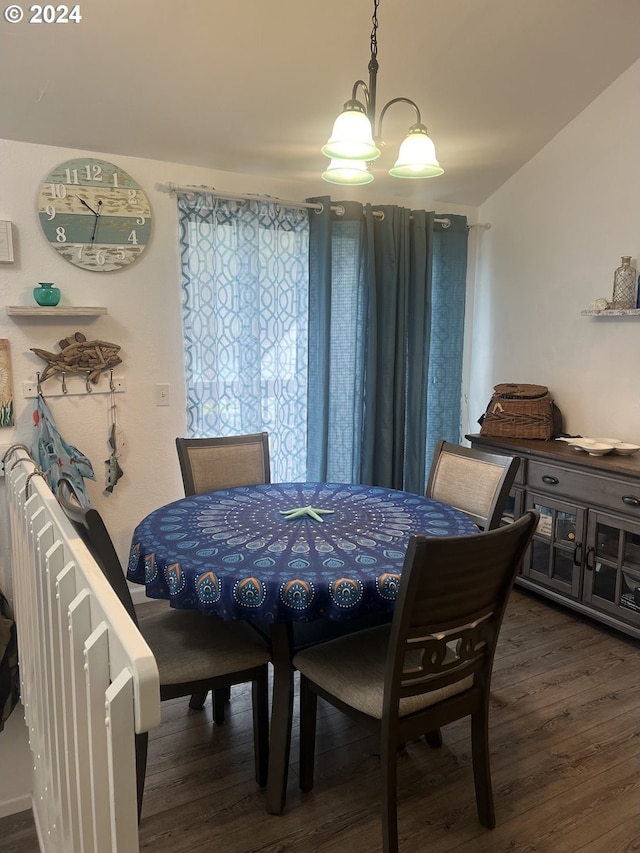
[{"x1": 612, "y1": 256, "x2": 637, "y2": 309}]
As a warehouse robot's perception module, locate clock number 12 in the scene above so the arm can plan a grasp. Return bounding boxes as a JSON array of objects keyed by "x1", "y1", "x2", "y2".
[{"x1": 64, "y1": 165, "x2": 103, "y2": 183}]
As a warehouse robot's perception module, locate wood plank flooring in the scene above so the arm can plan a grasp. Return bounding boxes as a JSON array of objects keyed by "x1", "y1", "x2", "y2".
[{"x1": 2, "y1": 589, "x2": 639, "y2": 852}]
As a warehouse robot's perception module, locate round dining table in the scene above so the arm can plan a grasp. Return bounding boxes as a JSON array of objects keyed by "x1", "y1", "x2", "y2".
[{"x1": 127, "y1": 481, "x2": 479, "y2": 813}]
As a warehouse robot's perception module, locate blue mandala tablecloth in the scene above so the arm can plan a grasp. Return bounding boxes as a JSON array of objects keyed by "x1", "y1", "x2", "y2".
[{"x1": 127, "y1": 482, "x2": 478, "y2": 623}]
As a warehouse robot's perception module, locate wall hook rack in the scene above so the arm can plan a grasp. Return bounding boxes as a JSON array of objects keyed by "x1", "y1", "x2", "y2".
[{"x1": 22, "y1": 375, "x2": 126, "y2": 399}]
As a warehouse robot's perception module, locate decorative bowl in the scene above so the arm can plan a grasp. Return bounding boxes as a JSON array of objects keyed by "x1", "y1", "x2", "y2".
[
  {"x1": 591, "y1": 437, "x2": 621, "y2": 446},
  {"x1": 612, "y1": 443, "x2": 640, "y2": 455},
  {"x1": 573, "y1": 441, "x2": 615, "y2": 456}
]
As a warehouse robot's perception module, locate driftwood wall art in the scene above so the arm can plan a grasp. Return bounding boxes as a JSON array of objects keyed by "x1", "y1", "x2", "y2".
[{"x1": 31, "y1": 332, "x2": 122, "y2": 385}]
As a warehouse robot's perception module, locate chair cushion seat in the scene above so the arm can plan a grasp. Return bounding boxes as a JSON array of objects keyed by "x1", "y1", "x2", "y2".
[
  {"x1": 138, "y1": 606, "x2": 271, "y2": 685},
  {"x1": 293, "y1": 624, "x2": 472, "y2": 719}
]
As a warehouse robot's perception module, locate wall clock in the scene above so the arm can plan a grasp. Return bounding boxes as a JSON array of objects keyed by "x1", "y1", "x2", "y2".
[{"x1": 37, "y1": 157, "x2": 152, "y2": 272}]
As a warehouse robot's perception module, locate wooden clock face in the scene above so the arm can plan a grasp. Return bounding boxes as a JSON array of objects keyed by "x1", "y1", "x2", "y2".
[{"x1": 37, "y1": 158, "x2": 152, "y2": 272}]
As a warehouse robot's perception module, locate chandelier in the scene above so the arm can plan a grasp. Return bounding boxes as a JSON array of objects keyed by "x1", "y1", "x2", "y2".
[{"x1": 321, "y1": 0, "x2": 443, "y2": 186}]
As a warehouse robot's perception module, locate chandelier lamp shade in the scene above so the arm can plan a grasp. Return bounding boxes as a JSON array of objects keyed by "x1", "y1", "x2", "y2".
[
  {"x1": 321, "y1": 0, "x2": 443, "y2": 185},
  {"x1": 322, "y1": 157, "x2": 375, "y2": 186}
]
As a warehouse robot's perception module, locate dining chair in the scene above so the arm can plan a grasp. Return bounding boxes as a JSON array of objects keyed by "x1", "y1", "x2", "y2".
[
  {"x1": 175, "y1": 432, "x2": 271, "y2": 720},
  {"x1": 56, "y1": 479, "x2": 271, "y2": 820},
  {"x1": 422, "y1": 441, "x2": 520, "y2": 751},
  {"x1": 426, "y1": 439, "x2": 520, "y2": 531},
  {"x1": 293, "y1": 509, "x2": 539, "y2": 853},
  {"x1": 175, "y1": 432, "x2": 271, "y2": 496}
]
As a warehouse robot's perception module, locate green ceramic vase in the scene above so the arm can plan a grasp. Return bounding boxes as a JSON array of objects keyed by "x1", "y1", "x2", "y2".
[{"x1": 33, "y1": 282, "x2": 61, "y2": 306}]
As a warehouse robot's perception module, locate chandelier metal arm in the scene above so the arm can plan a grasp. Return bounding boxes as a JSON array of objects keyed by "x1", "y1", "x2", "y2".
[
  {"x1": 376, "y1": 97, "x2": 422, "y2": 140},
  {"x1": 349, "y1": 79, "x2": 371, "y2": 113}
]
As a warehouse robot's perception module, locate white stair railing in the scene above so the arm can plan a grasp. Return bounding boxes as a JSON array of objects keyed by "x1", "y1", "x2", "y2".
[{"x1": 4, "y1": 447, "x2": 160, "y2": 852}]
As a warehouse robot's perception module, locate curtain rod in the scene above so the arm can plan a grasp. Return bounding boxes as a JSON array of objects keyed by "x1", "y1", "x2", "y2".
[{"x1": 159, "y1": 182, "x2": 490, "y2": 229}]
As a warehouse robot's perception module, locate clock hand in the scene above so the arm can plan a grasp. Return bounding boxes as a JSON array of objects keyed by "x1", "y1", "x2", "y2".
[
  {"x1": 77, "y1": 196, "x2": 99, "y2": 216},
  {"x1": 89, "y1": 200, "x2": 103, "y2": 244}
]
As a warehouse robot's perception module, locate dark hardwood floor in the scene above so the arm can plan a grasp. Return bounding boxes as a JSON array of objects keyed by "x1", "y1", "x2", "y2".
[{"x1": 2, "y1": 589, "x2": 640, "y2": 852}]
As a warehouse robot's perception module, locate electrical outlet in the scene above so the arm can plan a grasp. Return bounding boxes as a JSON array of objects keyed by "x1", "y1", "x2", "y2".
[{"x1": 155, "y1": 383, "x2": 170, "y2": 406}]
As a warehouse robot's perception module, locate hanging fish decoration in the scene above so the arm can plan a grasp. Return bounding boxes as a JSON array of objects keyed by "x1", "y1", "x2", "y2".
[{"x1": 104, "y1": 423, "x2": 123, "y2": 493}]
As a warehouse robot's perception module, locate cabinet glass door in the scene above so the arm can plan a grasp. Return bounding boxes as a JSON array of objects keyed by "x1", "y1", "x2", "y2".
[
  {"x1": 584, "y1": 510, "x2": 640, "y2": 625},
  {"x1": 524, "y1": 493, "x2": 584, "y2": 597}
]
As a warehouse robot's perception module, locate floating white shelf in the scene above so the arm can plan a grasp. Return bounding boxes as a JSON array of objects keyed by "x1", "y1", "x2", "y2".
[
  {"x1": 581, "y1": 308, "x2": 640, "y2": 317},
  {"x1": 6, "y1": 306, "x2": 108, "y2": 317}
]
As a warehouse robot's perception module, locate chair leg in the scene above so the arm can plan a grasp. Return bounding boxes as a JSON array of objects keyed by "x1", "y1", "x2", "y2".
[
  {"x1": 134, "y1": 731, "x2": 149, "y2": 823},
  {"x1": 380, "y1": 732, "x2": 399, "y2": 853},
  {"x1": 424, "y1": 728, "x2": 443, "y2": 748},
  {"x1": 298, "y1": 676, "x2": 318, "y2": 793},
  {"x1": 188, "y1": 690, "x2": 209, "y2": 710},
  {"x1": 471, "y1": 705, "x2": 496, "y2": 828},
  {"x1": 252, "y1": 668, "x2": 270, "y2": 788}
]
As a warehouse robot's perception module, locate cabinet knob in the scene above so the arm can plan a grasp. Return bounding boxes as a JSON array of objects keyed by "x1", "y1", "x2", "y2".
[
  {"x1": 622, "y1": 495, "x2": 640, "y2": 507},
  {"x1": 542, "y1": 475, "x2": 559, "y2": 486}
]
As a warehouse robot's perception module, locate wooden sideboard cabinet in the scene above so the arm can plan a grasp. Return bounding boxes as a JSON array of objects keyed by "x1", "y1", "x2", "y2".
[{"x1": 466, "y1": 434, "x2": 640, "y2": 640}]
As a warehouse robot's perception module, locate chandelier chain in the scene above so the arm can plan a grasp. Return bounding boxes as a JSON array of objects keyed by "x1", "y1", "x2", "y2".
[{"x1": 370, "y1": 0, "x2": 379, "y2": 58}]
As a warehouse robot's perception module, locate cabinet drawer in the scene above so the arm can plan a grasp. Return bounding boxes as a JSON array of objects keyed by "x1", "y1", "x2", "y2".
[{"x1": 528, "y1": 461, "x2": 640, "y2": 517}]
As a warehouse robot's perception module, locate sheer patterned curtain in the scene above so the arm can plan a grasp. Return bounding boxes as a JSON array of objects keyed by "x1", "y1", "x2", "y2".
[
  {"x1": 307, "y1": 197, "x2": 467, "y2": 494},
  {"x1": 178, "y1": 193, "x2": 310, "y2": 481}
]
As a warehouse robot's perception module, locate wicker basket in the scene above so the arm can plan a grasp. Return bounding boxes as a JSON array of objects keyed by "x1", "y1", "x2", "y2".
[{"x1": 479, "y1": 383, "x2": 555, "y2": 440}]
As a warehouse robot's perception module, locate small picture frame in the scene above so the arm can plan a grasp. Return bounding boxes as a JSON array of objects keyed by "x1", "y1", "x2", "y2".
[{"x1": 0, "y1": 220, "x2": 15, "y2": 263}]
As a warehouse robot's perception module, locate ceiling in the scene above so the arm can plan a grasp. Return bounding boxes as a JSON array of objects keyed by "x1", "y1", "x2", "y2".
[{"x1": 2, "y1": 0, "x2": 639, "y2": 207}]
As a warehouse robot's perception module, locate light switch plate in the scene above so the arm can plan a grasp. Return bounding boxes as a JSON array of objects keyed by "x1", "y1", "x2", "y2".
[{"x1": 155, "y1": 383, "x2": 170, "y2": 406}]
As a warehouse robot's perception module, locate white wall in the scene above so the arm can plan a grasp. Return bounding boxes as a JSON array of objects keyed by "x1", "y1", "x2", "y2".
[
  {"x1": 469, "y1": 59, "x2": 640, "y2": 442},
  {"x1": 0, "y1": 137, "x2": 477, "y2": 815}
]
